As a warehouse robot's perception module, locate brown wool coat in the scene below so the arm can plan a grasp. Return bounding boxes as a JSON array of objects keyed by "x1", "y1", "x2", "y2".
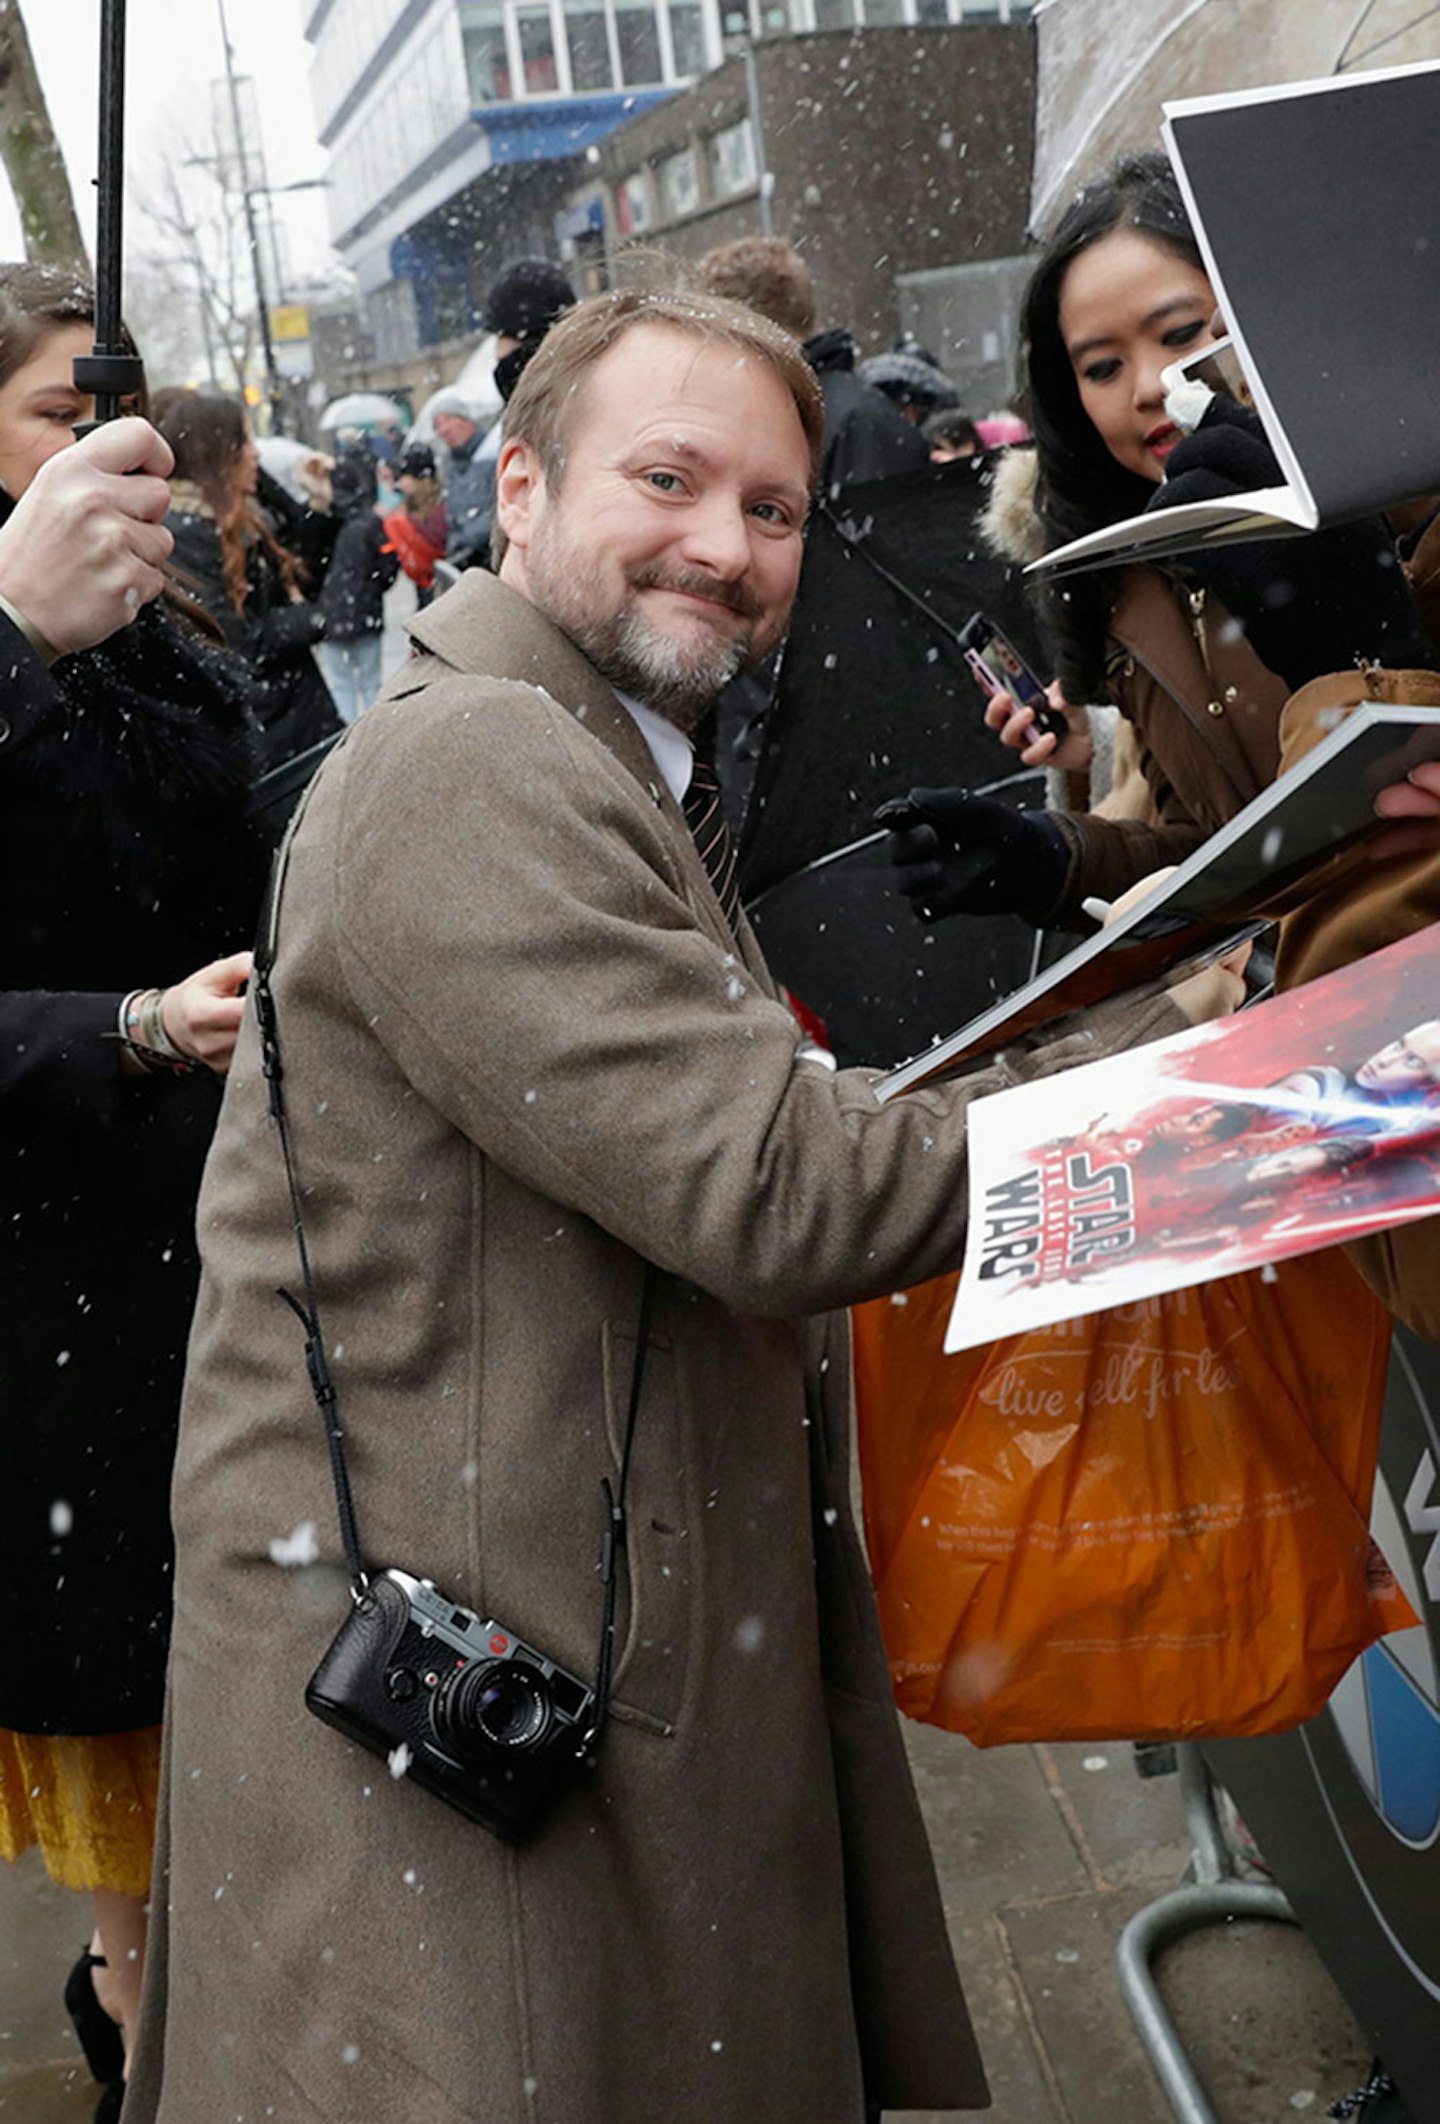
[
  {"x1": 1051, "y1": 566, "x2": 1292, "y2": 917},
  {"x1": 977, "y1": 458, "x2": 1292, "y2": 921},
  {"x1": 1275, "y1": 664, "x2": 1440, "y2": 1343},
  {"x1": 126, "y1": 572, "x2": 1183, "y2": 2124}
]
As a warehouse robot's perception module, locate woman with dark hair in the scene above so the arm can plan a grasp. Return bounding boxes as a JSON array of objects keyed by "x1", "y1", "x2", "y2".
[
  {"x1": 156, "y1": 387, "x2": 340, "y2": 767},
  {"x1": 883, "y1": 150, "x2": 1430, "y2": 930},
  {"x1": 0, "y1": 265, "x2": 267, "y2": 2122}
]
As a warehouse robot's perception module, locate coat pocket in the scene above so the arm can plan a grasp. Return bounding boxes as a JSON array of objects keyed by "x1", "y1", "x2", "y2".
[{"x1": 600, "y1": 1320, "x2": 693, "y2": 1734}]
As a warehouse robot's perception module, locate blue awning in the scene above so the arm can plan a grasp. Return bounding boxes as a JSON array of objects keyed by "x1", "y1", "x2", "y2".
[{"x1": 471, "y1": 89, "x2": 675, "y2": 165}]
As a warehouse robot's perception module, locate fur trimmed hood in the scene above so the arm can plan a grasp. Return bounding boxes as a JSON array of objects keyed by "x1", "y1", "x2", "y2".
[{"x1": 979, "y1": 443, "x2": 1045, "y2": 566}]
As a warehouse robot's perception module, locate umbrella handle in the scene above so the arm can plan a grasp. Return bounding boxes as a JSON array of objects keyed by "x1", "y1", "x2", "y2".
[{"x1": 75, "y1": 0, "x2": 140, "y2": 430}]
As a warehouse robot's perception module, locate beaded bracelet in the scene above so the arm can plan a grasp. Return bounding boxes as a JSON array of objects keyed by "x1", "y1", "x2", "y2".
[{"x1": 114, "y1": 987, "x2": 202, "y2": 1074}]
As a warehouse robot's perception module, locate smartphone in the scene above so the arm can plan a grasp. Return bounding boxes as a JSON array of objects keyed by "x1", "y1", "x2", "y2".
[
  {"x1": 1162, "y1": 334, "x2": 1252, "y2": 427},
  {"x1": 958, "y1": 613, "x2": 1068, "y2": 745}
]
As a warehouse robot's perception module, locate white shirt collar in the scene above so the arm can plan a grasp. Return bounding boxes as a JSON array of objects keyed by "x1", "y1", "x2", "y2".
[{"x1": 614, "y1": 690, "x2": 694, "y2": 806}]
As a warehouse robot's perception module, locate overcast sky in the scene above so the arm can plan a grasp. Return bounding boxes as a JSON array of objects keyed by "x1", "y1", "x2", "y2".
[{"x1": 4, "y1": 0, "x2": 335, "y2": 282}]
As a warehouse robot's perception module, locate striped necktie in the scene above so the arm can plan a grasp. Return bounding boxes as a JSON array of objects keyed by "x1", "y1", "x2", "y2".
[{"x1": 682, "y1": 757, "x2": 742, "y2": 930}]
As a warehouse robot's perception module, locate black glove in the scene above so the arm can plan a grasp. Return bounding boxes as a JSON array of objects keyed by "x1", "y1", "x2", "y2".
[
  {"x1": 1146, "y1": 398, "x2": 1433, "y2": 686},
  {"x1": 876, "y1": 788, "x2": 1070, "y2": 926}
]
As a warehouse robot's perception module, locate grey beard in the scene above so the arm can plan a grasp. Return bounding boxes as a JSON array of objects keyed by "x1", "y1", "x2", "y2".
[
  {"x1": 539, "y1": 583, "x2": 753, "y2": 733},
  {"x1": 522, "y1": 514, "x2": 760, "y2": 732},
  {"x1": 587, "y1": 604, "x2": 751, "y2": 733}
]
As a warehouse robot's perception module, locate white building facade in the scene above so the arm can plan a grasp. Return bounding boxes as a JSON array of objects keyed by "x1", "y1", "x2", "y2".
[{"x1": 302, "y1": 0, "x2": 1030, "y2": 368}]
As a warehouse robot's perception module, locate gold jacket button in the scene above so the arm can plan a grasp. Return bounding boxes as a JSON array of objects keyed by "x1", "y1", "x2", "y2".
[{"x1": 1207, "y1": 699, "x2": 1225, "y2": 717}]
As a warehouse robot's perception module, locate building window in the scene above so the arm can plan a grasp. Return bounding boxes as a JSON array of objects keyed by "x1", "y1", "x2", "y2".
[
  {"x1": 812, "y1": 0, "x2": 857, "y2": 24},
  {"x1": 667, "y1": 0, "x2": 709, "y2": 76},
  {"x1": 517, "y1": 4, "x2": 560, "y2": 92},
  {"x1": 566, "y1": 4, "x2": 614, "y2": 88},
  {"x1": 658, "y1": 145, "x2": 700, "y2": 217},
  {"x1": 707, "y1": 117, "x2": 756, "y2": 196},
  {"x1": 616, "y1": 169, "x2": 653, "y2": 233},
  {"x1": 463, "y1": 1, "x2": 512, "y2": 100},
  {"x1": 614, "y1": 0, "x2": 663, "y2": 83},
  {"x1": 861, "y1": 0, "x2": 906, "y2": 19},
  {"x1": 462, "y1": 0, "x2": 756, "y2": 107}
]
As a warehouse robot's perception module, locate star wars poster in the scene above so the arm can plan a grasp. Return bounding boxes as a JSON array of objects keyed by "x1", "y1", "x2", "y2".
[{"x1": 947, "y1": 925, "x2": 1440, "y2": 1352}]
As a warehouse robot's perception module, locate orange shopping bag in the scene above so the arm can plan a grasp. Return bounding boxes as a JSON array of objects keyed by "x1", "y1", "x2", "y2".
[{"x1": 853, "y1": 1248, "x2": 1414, "y2": 1745}]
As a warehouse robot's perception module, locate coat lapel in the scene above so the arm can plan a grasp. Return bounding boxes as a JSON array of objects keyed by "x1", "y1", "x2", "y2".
[{"x1": 408, "y1": 572, "x2": 773, "y2": 983}]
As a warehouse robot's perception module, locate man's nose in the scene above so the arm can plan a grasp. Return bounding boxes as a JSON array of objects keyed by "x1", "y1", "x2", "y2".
[{"x1": 680, "y1": 493, "x2": 752, "y2": 577}]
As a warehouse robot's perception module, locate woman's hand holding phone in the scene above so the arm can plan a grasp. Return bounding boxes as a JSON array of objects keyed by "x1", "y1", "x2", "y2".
[{"x1": 981, "y1": 675, "x2": 1093, "y2": 772}]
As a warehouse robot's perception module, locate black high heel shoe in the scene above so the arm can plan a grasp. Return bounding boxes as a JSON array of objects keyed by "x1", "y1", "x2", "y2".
[
  {"x1": 94, "y1": 2080, "x2": 125, "y2": 2123},
  {"x1": 63, "y1": 1948, "x2": 125, "y2": 2085}
]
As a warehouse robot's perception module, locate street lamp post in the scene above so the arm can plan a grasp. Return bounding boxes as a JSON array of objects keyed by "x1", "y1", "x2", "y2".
[{"x1": 215, "y1": 0, "x2": 283, "y2": 429}]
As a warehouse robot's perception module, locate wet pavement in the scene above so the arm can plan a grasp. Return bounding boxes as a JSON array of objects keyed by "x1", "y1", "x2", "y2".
[{"x1": 0, "y1": 1709, "x2": 1376, "y2": 2120}]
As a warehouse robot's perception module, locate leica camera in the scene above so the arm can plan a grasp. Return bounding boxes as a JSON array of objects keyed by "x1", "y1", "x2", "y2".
[{"x1": 306, "y1": 1566, "x2": 595, "y2": 1843}]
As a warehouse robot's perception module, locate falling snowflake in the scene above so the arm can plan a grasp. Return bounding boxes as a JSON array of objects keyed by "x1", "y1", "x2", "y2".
[{"x1": 268, "y1": 1522, "x2": 320, "y2": 1568}]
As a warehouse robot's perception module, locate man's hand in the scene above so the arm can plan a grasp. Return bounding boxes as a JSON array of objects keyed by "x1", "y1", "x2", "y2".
[
  {"x1": 0, "y1": 417, "x2": 174, "y2": 659},
  {"x1": 1103, "y1": 868, "x2": 1250, "y2": 1025},
  {"x1": 1168, "y1": 943, "x2": 1252, "y2": 1025}
]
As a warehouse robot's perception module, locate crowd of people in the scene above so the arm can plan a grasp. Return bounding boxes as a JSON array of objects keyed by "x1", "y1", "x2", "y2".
[{"x1": 0, "y1": 141, "x2": 1435, "y2": 2124}]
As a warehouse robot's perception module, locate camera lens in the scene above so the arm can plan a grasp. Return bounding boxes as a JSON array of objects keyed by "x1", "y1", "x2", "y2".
[{"x1": 438, "y1": 1659, "x2": 550, "y2": 1756}]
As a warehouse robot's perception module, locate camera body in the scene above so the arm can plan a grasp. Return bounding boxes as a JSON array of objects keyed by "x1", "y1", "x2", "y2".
[{"x1": 305, "y1": 1567, "x2": 595, "y2": 1843}]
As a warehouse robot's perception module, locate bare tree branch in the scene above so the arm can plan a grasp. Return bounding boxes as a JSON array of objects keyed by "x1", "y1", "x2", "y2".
[{"x1": 0, "y1": 3, "x2": 86, "y2": 265}]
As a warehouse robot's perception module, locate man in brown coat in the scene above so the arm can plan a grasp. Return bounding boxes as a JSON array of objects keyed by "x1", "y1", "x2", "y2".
[{"x1": 127, "y1": 290, "x2": 1214, "y2": 2124}]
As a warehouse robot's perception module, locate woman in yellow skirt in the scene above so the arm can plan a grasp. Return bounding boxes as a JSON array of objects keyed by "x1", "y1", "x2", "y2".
[{"x1": 0, "y1": 266, "x2": 264, "y2": 2119}]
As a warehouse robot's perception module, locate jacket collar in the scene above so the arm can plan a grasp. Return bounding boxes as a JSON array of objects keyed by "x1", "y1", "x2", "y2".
[
  {"x1": 404, "y1": 570, "x2": 770, "y2": 976},
  {"x1": 407, "y1": 567, "x2": 661, "y2": 795}
]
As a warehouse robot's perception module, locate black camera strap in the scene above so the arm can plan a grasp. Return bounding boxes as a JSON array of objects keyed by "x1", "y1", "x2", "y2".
[
  {"x1": 252, "y1": 830, "x2": 368, "y2": 1595},
  {"x1": 251, "y1": 803, "x2": 654, "y2": 1741},
  {"x1": 591, "y1": 1258, "x2": 655, "y2": 1740}
]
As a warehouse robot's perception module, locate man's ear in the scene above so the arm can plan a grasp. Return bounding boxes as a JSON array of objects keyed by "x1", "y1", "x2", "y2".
[{"x1": 495, "y1": 437, "x2": 544, "y2": 555}]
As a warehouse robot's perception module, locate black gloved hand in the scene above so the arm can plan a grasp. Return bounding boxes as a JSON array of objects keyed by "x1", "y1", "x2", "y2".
[
  {"x1": 1149, "y1": 397, "x2": 1281, "y2": 509},
  {"x1": 1146, "y1": 398, "x2": 1433, "y2": 687},
  {"x1": 876, "y1": 788, "x2": 1070, "y2": 926}
]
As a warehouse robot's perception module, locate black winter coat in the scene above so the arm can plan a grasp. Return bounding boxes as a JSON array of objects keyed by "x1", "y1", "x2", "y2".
[
  {"x1": 0, "y1": 604, "x2": 268, "y2": 1734},
  {"x1": 167, "y1": 503, "x2": 341, "y2": 770},
  {"x1": 318, "y1": 511, "x2": 399, "y2": 643},
  {"x1": 804, "y1": 329, "x2": 932, "y2": 494}
]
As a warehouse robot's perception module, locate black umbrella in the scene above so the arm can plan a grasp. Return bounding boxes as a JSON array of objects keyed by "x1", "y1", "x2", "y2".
[
  {"x1": 736, "y1": 453, "x2": 1049, "y2": 896},
  {"x1": 734, "y1": 454, "x2": 1060, "y2": 1068}
]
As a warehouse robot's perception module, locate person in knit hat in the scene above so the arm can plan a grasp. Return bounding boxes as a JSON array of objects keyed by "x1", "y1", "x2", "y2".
[
  {"x1": 482, "y1": 257, "x2": 576, "y2": 400},
  {"x1": 856, "y1": 345, "x2": 962, "y2": 425}
]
